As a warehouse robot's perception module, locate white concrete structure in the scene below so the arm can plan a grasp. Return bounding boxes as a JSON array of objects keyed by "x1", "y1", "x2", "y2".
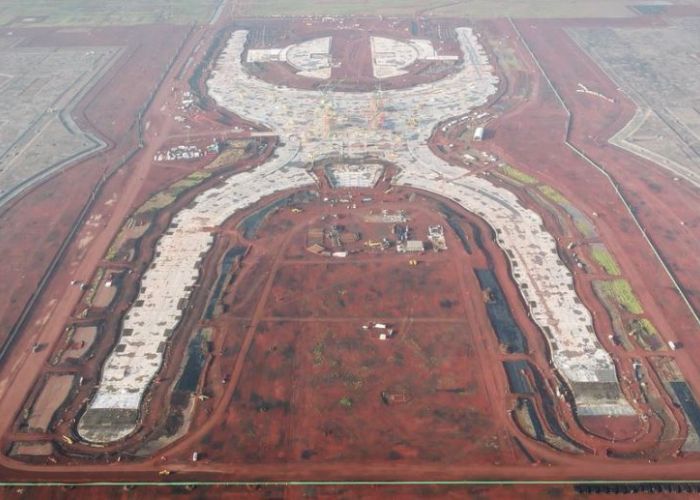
[
  {"x1": 370, "y1": 36, "x2": 458, "y2": 79},
  {"x1": 81, "y1": 26, "x2": 633, "y2": 443},
  {"x1": 78, "y1": 138, "x2": 314, "y2": 442},
  {"x1": 208, "y1": 27, "x2": 632, "y2": 416},
  {"x1": 326, "y1": 163, "x2": 383, "y2": 188},
  {"x1": 397, "y1": 240, "x2": 425, "y2": 253},
  {"x1": 247, "y1": 37, "x2": 332, "y2": 80}
]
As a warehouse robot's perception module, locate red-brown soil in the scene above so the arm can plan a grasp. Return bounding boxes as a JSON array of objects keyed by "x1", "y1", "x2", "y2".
[
  {"x1": 3, "y1": 184, "x2": 690, "y2": 481},
  {"x1": 60, "y1": 326, "x2": 96, "y2": 362},
  {"x1": 136, "y1": 193, "x2": 532, "y2": 469},
  {"x1": 476, "y1": 16, "x2": 700, "y2": 403},
  {"x1": 579, "y1": 415, "x2": 645, "y2": 442},
  {"x1": 178, "y1": 203, "x2": 516, "y2": 467},
  {"x1": 25, "y1": 375, "x2": 74, "y2": 432},
  {"x1": 0, "y1": 483, "x2": 588, "y2": 499},
  {"x1": 0, "y1": 15, "x2": 699, "y2": 487},
  {"x1": 0, "y1": 8, "x2": 261, "y2": 477}
]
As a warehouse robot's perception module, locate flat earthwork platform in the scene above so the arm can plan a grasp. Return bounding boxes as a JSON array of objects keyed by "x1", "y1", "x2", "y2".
[{"x1": 154, "y1": 199, "x2": 529, "y2": 470}]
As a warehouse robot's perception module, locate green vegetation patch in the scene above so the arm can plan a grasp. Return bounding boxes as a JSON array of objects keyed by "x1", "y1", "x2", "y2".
[
  {"x1": 537, "y1": 185, "x2": 568, "y2": 205},
  {"x1": 530, "y1": 185, "x2": 597, "y2": 239},
  {"x1": 599, "y1": 279, "x2": 643, "y2": 315},
  {"x1": 135, "y1": 170, "x2": 212, "y2": 216},
  {"x1": 629, "y1": 318, "x2": 663, "y2": 351},
  {"x1": 205, "y1": 140, "x2": 254, "y2": 170},
  {"x1": 574, "y1": 218, "x2": 596, "y2": 239},
  {"x1": 635, "y1": 318, "x2": 657, "y2": 335},
  {"x1": 500, "y1": 165, "x2": 537, "y2": 185},
  {"x1": 590, "y1": 245, "x2": 621, "y2": 276}
]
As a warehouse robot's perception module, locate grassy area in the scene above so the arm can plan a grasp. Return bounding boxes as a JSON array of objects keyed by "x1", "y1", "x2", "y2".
[
  {"x1": 236, "y1": 0, "x2": 636, "y2": 17},
  {"x1": 527, "y1": 182, "x2": 597, "y2": 239},
  {"x1": 537, "y1": 185, "x2": 568, "y2": 205},
  {"x1": 629, "y1": 318, "x2": 663, "y2": 351},
  {"x1": 630, "y1": 318, "x2": 658, "y2": 338},
  {"x1": 205, "y1": 140, "x2": 253, "y2": 171},
  {"x1": 590, "y1": 245, "x2": 621, "y2": 276},
  {"x1": 0, "y1": 1, "x2": 219, "y2": 26},
  {"x1": 135, "y1": 170, "x2": 212, "y2": 216},
  {"x1": 635, "y1": 318, "x2": 657, "y2": 335},
  {"x1": 599, "y1": 279, "x2": 644, "y2": 315},
  {"x1": 574, "y1": 219, "x2": 596, "y2": 239},
  {"x1": 500, "y1": 165, "x2": 537, "y2": 185}
]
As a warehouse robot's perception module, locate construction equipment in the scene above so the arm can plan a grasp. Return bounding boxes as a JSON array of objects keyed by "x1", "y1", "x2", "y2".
[
  {"x1": 159, "y1": 469, "x2": 172, "y2": 476},
  {"x1": 290, "y1": 207, "x2": 303, "y2": 213},
  {"x1": 61, "y1": 435, "x2": 74, "y2": 445},
  {"x1": 408, "y1": 259, "x2": 418, "y2": 266}
]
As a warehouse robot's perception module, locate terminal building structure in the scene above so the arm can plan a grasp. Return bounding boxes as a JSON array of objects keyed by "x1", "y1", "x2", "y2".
[{"x1": 79, "y1": 26, "x2": 634, "y2": 443}]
